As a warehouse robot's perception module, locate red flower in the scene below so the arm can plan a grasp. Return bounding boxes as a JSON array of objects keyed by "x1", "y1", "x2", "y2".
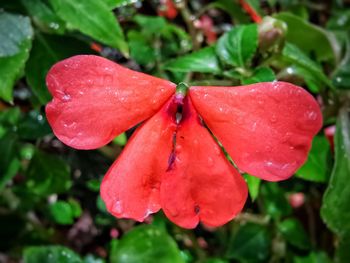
[
  {"x1": 157, "y1": 0, "x2": 178, "y2": 20},
  {"x1": 46, "y1": 55, "x2": 322, "y2": 228},
  {"x1": 194, "y1": 15, "x2": 217, "y2": 44}
]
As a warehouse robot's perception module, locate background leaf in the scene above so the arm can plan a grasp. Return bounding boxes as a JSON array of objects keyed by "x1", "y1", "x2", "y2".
[
  {"x1": 216, "y1": 24, "x2": 258, "y2": 68},
  {"x1": 24, "y1": 246, "x2": 82, "y2": 263},
  {"x1": 112, "y1": 225, "x2": 185, "y2": 263},
  {"x1": 165, "y1": 47, "x2": 221, "y2": 73},
  {"x1": 321, "y1": 108, "x2": 350, "y2": 236},
  {"x1": 48, "y1": 0, "x2": 128, "y2": 55},
  {"x1": 0, "y1": 12, "x2": 33, "y2": 102},
  {"x1": 275, "y1": 12, "x2": 339, "y2": 63}
]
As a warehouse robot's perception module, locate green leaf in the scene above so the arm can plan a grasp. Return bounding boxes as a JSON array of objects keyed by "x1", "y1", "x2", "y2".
[
  {"x1": 113, "y1": 132, "x2": 128, "y2": 146},
  {"x1": 103, "y1": 0, "x2": 138, "y2": 9},
  {"x1": 216, "y1": 24, "x2": 258, "y2": 68},
  {"x1": 332, "y1": 39, "x2": 350, "y2": 90},
  {"x1": 133, "y1": 15, "x2": 167, "y2": 35},
  {"x1": 244, "y1": 174, "x2": 261, "y2": 201},
  {"x1": 336, "y1": 234, "x2": 350, "y2": 263},
  {"x1": 242, "y1": 67, "x2": 276, "y2": 84},
  {"x1": 0, "y1": 12, "x2": 33, "y2": 102},
  {"x1": 261, "y1": 183, "x2": 292, "y2": 219},
  {"x1": 20, "y1": 0, "x2": 66, "y2": 34},
  {"x1": 0, "y1": 107, "x2": 20, "y2": 125},
  {"x1": 48, "y1": 0, "x2": 128, "y2": 55},
  {"x1": 296, "y1": 135, "x2": 331, "y2": 183},
  {"x1": 26, "y1": 150, "x2": 71, "y2": 196},
  {"x1": 321, "y1": 108, "x2": 350, "y2": 236},
  {"x1": 275, "y1": 12, "x2": 339, "y2": 63},
  {"x1": 25, "y1": 33, "x2": 91, "y2": 105},
  {"x1": 294, "y1": 252, "x2": 332, "y2": 263},
  {"x1": 23, "y1": 245, "x2": 82, "y2": 263},
  {"x1": 210, "y1": 0, "x2": 250, "y2": 24},
  {"x1": 282, "y1": 43, "x2": 333, "y2": 89},
  {"x1": 165, "y1": 47, "x2": 221, "y2": 73},
  {"x1": 49, "y1": 201, "x2": 74, "y2": 225},
  {"x1": 327, "y1": 10, "x2": 350, "y2": 31},
  {"x1": 112, "y1": 225, "x2": 185, "y2": 263},
  {"x1": 83, "y1": 255, "x2": 105, "y2": 263},
  {"x1": 278, "y1": 218, "x2": 310, "y2": 250},
  {"x1": 127, "y1": 30, "x2": 156, "y2": 65},
  {"x1": 0, "y1": 132, "x2": 18, "y2": 177},
  {"x1": 226, "y1": 223, "x2": 271, "y2": 262},
  {"x1": 18, "y1": 110, "x2": 51, "y2": 139},
  {"x1": 86, "y1": 178, "x2": 101, "y2": 192}
]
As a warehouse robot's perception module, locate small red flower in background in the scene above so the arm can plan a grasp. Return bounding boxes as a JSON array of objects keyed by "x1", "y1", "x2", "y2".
[
  {"x1": 194, "y1": 15, "x2": 217, "y2": 44},
  {"x1": 46, "y1": 55, "x2": 322, "y2": 228},
  {"x1": 157, "y1": 0, "x2": 178, "y2": 19}
]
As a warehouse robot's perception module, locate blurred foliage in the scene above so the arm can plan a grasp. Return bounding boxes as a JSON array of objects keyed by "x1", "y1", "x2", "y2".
[{"x1": 0, "y1": 0, "x2": 349, "y2": 262}]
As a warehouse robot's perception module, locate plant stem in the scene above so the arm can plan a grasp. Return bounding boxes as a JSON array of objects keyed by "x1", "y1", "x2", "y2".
[
  {"x1": 238, "y1": 0, "x2": 262, "y2": 23},
  {"x1": 175, "y1": 0, "x2": 201, "y2": 50}
]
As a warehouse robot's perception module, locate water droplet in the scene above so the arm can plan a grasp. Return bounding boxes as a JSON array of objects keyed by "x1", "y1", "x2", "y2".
[
  {"x1": 37, "y1": 114, "x2": 43, "y2": 121},
  {"x1": 207, "y1": 157, "x2": 214, "y2": 167},
  {"x1": 62, "y1": 94, "x2": 71, "y2": 101},
  {"x1": 114, "y1": 200, "x2": 123, "y2": 214},
  {"x1": 286, "y1": 67, "x2": 294, "y2": 74},
  {"x1": 219, "y1": 107, "x2": 223, "y2": 112},
  {"x1": 270, "y1": 115, "x2": 277, "y2": 123},
  {"x1": 49, "y1": 22, "x2": 59, "y2": 30},
  {"x1": 336, "y1": 77, "x2": 342, "y2": 83},
  {"x1": 251, "y1": 122, "x2": 257, "y2": 131},
  {"x1": 63, "y1": 121, "x2": 76, "y2": 128},
  {"x1": 305, "y1": 110, "x2": 317, "y2": 121}
]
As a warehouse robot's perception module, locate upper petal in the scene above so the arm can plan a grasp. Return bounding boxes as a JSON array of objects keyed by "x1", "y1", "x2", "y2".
[
  {"x1": 161, "y1": 97, "x2": 248, "y2": 229},
  {"x1": 100, "y1": 97, "x2": 177, "y2": 222},
  {"x1": 46, "y1": 55, "x2": 175, "y2": 149},
  {"x1": 189, "y1": 81, "x2": 322, "y2": 181}
]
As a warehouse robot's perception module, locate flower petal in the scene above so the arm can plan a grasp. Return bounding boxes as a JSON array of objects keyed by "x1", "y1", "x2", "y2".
[
  {"x1": 100, "y1": 98, "x2": 177, "y2": 222},
  {"x1": 189, "y1": 82, "x2": 322, "y2": 181},
  {"x1": 161, "y1": 97, "x2": 248, "y2": 229},
  {"x1": 46, "y1": 55, "x2": 175, "y2": 149}
]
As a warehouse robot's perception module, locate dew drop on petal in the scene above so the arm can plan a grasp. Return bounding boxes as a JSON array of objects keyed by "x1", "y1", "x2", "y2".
[
  {"x1": 270, "y1": 114, "x2": 277, "y2": 123},
  {"x1": 114, "y1": 200, "x2": 123, "y2": 214},
  {"x1": 207, "y1": 157, "x2": 214, "y2": 167}
]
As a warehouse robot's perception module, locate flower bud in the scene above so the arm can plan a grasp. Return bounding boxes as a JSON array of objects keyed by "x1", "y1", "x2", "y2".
[{"x1": 258, "y1": 16, "x2": 287, "y2": 53}]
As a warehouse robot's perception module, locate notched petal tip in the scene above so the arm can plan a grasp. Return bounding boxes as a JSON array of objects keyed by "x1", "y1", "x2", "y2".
[
  {"x1": 189, "y1": 81, "x2": 322, "y2": 182},
  {"x1": 161, "y1": 97, "x2": 248, "y2": 229},
  {"x1": 45, "y1": 55, "x2": 176, "y2": 150}
]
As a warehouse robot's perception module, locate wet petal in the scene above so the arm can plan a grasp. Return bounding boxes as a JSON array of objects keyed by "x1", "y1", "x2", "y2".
[
  {"x1": 100, "y1": 98, "x2": 177, "y2": 221},
  {"x1": 189, "y1": 81, "x2": 322, "y2": 181},
  {"x1": 46, "y1": 55, "x2": 175, "y2": 149},
  {"x1": 161, "y1": 97, "x2": 248, "y2": 228}
]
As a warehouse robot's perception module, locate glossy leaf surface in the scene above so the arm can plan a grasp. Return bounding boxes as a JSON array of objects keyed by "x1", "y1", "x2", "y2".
[
  {"x1": 48, "y1": 0, "x2": 128, "y2": 55},
  {"x1": 321, "y1": 108, "x2": 350, "y2": 236},
  {"x1": 0, "y1": 12, "x2": 33, "y2": 102},
  {"x1": 112, "y1": 225, "x2": 184, "y2": 263}
]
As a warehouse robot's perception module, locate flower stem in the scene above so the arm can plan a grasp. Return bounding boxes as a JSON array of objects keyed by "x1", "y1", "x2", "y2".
[{"x1": 238, "y1": 0, "x2": 262, "y2": 23}]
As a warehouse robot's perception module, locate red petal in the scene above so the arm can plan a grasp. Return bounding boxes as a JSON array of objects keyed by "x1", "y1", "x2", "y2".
[
  {"x1": 161, "y1": 97, "x2": 248, "y2": 229},
  {"x1": 46, "y1": 55, "x2": 175, "y2": 149},
  {"x1": 189, "y1": 82, "x2": 322, "y2": 181},
  {"x1": 100, "y1": 98, "x2": 177, "y2": 222}
]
